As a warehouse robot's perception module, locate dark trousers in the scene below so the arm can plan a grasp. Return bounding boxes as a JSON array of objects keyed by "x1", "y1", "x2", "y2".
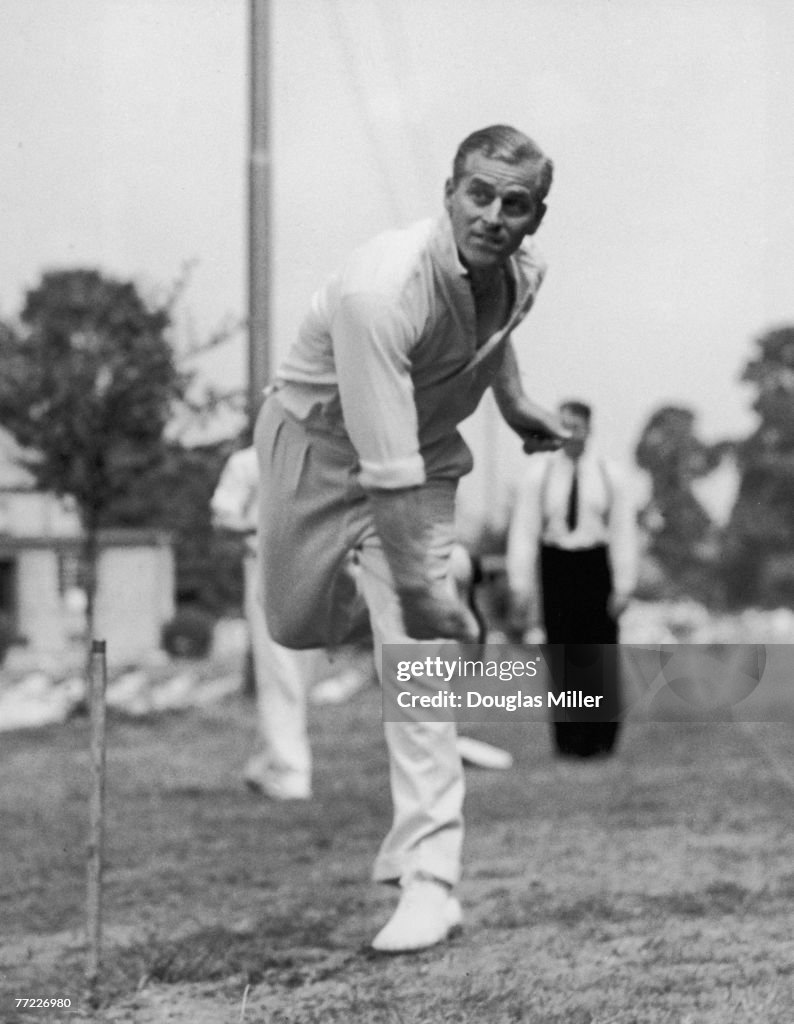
[{"x1": 540, "y1": 544, "x2": 622, "y2": 757}]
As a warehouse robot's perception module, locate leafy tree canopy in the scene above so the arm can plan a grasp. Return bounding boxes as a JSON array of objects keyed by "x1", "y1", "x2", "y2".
[
  {"x1": 722, "y1": 326, "x2": 794, "y2": 605},
  {"x1": 635, "y1": 406, "x2": 722, "y2": 491},
  {"x1": 634, "y1": 405, "x2": 729, "y2": 601},
  {"x1": 741, "y1": 325, "x2": 794, "y2": 438},
  {"x1": 0, "y1": 269, "x2": 189, "y2": 527}
]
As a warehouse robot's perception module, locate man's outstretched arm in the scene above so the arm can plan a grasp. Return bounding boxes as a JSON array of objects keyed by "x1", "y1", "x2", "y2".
[{"x1": 491, "y1": 341, "x2": 568, "y2": 452}]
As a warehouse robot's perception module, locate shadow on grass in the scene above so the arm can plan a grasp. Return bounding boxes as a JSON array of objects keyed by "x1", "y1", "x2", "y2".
[
  {"x1": 480, "y1": 879, "x2": 769, "y2": 931},
  {"x1": 88, "y1": 912, "x2": 349, "y2": 1004}
]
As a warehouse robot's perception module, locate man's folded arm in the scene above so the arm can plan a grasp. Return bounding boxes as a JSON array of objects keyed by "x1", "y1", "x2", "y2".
[
  {"x1": 332, "y1": 293, "x2": 479, "y2": 642},
  {"x1": 366, "y1": 488, "x2": 481, "y2": 642}
]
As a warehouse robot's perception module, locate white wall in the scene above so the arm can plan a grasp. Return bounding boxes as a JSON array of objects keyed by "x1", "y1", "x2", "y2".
[{"x1": 94, "y1": 543, "x2": 175, "y2": 665}]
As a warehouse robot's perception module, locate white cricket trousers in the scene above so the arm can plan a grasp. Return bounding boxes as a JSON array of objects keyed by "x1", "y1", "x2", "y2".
[
  {"x1": 244, "y1": 552, "x2": 317, "y2": 793},
  {"x1": 255, "y1": 395, "x2": 465, "y2": 887}
]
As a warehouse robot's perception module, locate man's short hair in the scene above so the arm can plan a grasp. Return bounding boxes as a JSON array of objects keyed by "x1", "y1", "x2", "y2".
[
  {"x1": 559, "y1": 399, "x2": 592, "y2": 424},
  {"x1": 452, "y1": 125, "x2": 554, "y2": 200}
]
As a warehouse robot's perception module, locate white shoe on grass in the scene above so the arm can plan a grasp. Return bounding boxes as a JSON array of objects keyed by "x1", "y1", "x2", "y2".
[
  {"x1": 455, "y1": 735, "x2": 514, "y2": 770},
  {"x1": 310, "y1": 667, "x2": 370, "y2": 705},
  {"x1": 371, "y1": 878, "x2": 462, "y2": 953}
]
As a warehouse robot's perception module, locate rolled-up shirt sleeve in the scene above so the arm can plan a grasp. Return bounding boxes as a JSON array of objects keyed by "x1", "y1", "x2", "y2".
[{"x1": 332, "y1": 291, "x2": 425, "y2": 490}]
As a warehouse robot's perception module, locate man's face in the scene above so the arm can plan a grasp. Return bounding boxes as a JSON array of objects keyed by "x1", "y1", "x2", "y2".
[
  {"x1": 444, "y1": 151, "x2": 546, "y2": 271},
  {"x1": 560, "y1": 408, "x2": 589, "y2": 459}
]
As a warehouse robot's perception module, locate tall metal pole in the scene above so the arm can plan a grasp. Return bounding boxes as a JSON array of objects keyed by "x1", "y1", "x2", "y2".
[{"x1": 248, "y1": 0, "x2": 271, "y2": 431}]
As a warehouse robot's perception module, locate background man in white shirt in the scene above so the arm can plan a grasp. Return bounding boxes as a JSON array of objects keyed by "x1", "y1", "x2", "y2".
[
  {"x1": 506, "y1": 399, "x2": 638, "y2": 758},
  {"x1": 211, "y1": 445, "x2": 369, "y2": 801}
]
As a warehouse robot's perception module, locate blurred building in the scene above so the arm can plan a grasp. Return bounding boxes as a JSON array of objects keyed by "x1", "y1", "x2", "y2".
[{"x1": 0, "y1": 428, "x2": 175, "y2": 664}]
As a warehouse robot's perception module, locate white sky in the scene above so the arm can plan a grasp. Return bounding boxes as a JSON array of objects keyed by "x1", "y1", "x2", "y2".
[{"x1": 1, "y1": 0, "x2": 792, "y2": 524}]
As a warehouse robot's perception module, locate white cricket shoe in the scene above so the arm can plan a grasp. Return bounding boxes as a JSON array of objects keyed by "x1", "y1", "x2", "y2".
[
  {"x1": 455, "y1": 735, "x2": 514, "y2": 770},
  {"x1": 371, "y1": 878, "x2": 463, "y2": 953},
  {"x1": 310, "y1": 667, "x2": 370, "y2": 705}
]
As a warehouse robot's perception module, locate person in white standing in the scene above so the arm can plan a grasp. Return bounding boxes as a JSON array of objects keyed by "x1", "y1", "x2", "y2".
[{"x1": 211, "y1": 445, "x2": 368, "y2": 800}]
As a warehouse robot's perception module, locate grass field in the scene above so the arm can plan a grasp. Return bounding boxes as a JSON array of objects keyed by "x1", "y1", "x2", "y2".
[{"x1": 1, "y1": 656, "x2": 793, "y2": 1023}]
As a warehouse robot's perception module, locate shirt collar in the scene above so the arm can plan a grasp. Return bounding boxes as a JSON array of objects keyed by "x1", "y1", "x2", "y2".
[
  {"x1": 430, "y1": 212, "x2": 469, "y2": 281},
  {"x1": 430, "y1": 212, "x2": 543, "y2": 310}
]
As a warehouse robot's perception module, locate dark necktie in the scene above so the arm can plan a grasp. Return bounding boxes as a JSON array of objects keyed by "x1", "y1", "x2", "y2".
[{"x1": 566, "y1": 461, "x2": 579, "y2": 532}]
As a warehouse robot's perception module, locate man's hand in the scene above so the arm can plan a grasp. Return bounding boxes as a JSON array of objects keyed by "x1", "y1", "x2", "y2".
[
  {"x1": 507, "y1": 403, "x2": 569, "y2": 454},
  {"x1": 367, "y1": 488, "x2": 483, "y2": 642},
  {"x1": 398, "y1": 585, "x2": 482, "y2": 643}
]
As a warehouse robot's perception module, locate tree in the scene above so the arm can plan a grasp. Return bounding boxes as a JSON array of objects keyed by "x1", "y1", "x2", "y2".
[
  {"x1": 0, "y1": 269, "x2": 188, "y2": 664},
  {"x1": 107, "y1": 437, "x2": 245, "y2": 613},
  {"x1": 634, "y1": 405, "x2": 726, "y2": 600},
  {"x1": 721, "y1": 326, "x2": 794, "y2": 606}
]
